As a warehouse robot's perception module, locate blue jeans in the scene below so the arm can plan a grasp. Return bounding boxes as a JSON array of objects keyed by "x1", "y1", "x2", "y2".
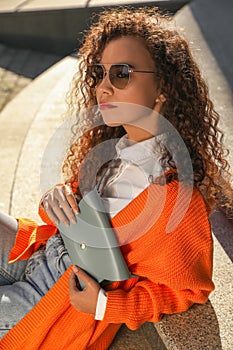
[{"x1": 0, "y1": 217, "x2": 71, "y2": 338}]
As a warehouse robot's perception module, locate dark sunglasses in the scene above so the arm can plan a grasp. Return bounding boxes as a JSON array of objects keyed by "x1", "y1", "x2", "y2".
[{"x1": 86, "y1": 63, "x2": 155, "y2": 90}]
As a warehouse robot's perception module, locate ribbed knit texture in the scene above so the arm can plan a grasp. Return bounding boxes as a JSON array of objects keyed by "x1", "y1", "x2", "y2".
[{"x1": 0, "y1": 181, "x2": 214, "y2": 349}]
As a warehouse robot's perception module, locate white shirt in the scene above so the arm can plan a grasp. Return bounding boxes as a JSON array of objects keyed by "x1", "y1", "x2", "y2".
[
  {"x1": 98, "y1": 134, "x2": 165, "y2": 217},
  {"x1": 95, "y1": 134, "x2": 166, "y2": 320}
]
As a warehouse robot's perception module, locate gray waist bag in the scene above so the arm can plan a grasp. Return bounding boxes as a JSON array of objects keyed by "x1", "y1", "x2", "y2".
[{"x1": 57, "y1": 188, "x2": 135, "y2": 289}]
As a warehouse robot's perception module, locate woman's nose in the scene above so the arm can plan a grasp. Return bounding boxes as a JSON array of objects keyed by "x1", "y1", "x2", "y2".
[{"x1": 97, "y1": 72, "x2": 113, "y2": 93}]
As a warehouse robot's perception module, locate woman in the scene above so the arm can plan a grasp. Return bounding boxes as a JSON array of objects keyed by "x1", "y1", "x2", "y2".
[{"x1": 0, "y1": 7, "x2": 232, "y2": 349}]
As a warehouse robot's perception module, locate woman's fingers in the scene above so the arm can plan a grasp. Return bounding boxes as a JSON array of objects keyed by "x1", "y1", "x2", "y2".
[
  {"x1": 41, "y1": 184, "x2": 79, "y2": 226},
  {"x1": 42, "y1": 197, "x2": 61, "y2": 225},
  {"x1": 68, "y1": 266, "x2": 100, "y2": 314},
  {"x1": 64, "y1": 185, "x2": 79, "y2": 215},
  {"x1": 56, "y1": 185, "x2": 78, "y2": 225},
  {"x1": 51, "y1": 200, "x2": 71, "y2": 226}
]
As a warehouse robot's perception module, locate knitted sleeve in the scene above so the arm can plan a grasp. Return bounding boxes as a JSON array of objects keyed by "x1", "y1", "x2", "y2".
[
  {"x1": 103, "y1": 182, "x2": 215, "y2": 330},
  {"x1": 104, "y1": 248, "x2": 214, "y2": 330},
  {"x1": 8, "y1": 183, "x2": 76, "y2": 263},
  {"x1": 8, "y1": 185, "x2": 64, "y2": 263},
  {"x1": 8, "y1": 218, "x2": 57, "y2": 263}
]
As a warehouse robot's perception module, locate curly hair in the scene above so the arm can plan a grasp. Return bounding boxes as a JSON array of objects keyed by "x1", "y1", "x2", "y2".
[{"x1": 62, "y1": 6, "x2": 232, "y2": 211}]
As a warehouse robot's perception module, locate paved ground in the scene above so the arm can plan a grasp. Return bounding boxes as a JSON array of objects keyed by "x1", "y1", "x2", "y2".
[{"x1": 0, "y1": 43, "x2": 62, "y2": 112}]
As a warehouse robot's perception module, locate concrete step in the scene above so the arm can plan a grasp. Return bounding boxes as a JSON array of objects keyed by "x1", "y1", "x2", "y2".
[
  {"x1": 0, "y1": 55, "x2": 77, "y2": 218},
  {"x1": 0, "y1": 0, "x2": 190, "y2": 55}
]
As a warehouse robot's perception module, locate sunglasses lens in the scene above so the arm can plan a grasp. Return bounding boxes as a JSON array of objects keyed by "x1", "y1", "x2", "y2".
[
  {"x1": 86, "y1": 64, "x2": 130, "y2": 89},
  {"x1": 109, "y1": 64, "x2": 130, "y2": 89},
  {"x1": 86, "y1": 65, "x2": 104, "y2": 88}
]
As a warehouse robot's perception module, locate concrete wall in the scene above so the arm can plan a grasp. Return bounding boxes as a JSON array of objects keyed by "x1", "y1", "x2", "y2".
[{"x1": 0, "y1": 1, "x2": 190, "y2": 55}]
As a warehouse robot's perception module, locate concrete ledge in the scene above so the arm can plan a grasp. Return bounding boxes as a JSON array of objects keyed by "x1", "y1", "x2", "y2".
[
  {"x1": 155, "y1": 300, "x2": 223, "y2": 349},
  {"x1": 111, "y1": 323, "x2": 166, "y2": 349},
  {"x1": 0, "y1": 0, "x2": 190, "y2": 55},
  {"x1": 0, "y1": 56, "x2": 77, "y2": 218}
]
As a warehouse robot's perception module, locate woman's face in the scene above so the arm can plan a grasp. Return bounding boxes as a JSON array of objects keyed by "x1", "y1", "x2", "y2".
[{"x1": 95, "y1": 36, "x2": 161, "y2": 141}]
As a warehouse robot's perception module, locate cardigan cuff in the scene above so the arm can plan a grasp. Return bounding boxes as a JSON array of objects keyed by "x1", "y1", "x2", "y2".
[{"x1": 8, "y1": 217, "x2": 57, "y2": 263}]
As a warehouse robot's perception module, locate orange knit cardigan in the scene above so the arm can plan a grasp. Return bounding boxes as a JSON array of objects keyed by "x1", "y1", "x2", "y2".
[{"x1": 0, "y1": 181, "x2": 214, "y2": 350}]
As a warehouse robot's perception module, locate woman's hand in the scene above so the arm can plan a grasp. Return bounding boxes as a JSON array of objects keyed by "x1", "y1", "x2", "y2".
[
  {"x1": 41, "y1": 184, "x2": 79, "y2": 226},
  {"x1": 69, "y1": 266, "x2": 100, "y2": 314}
]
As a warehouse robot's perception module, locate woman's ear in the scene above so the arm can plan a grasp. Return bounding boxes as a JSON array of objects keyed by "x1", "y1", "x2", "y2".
[{"x1": 153, "y1": 93, "x2": 166, "y2": 114}]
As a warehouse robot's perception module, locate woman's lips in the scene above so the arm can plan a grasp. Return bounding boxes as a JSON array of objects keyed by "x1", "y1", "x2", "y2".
[{"x1": 99, "y1": 103, "x2": 117, "y2": 110}]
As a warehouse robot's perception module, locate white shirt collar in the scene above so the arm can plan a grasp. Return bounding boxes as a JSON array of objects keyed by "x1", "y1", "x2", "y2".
[{"x1": 115, "y1": 133, "x2": 166, "y2": 164}]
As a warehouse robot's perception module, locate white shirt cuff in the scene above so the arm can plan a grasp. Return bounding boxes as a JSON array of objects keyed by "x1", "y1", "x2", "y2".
[{"x1": 95, "y1": 288, "x2": 107, "y2": 320}]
